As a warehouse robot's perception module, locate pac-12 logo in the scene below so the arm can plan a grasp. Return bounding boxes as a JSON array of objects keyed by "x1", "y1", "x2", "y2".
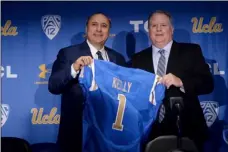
[
  {"x1": 1, "y1": 104, "x2": 10, "y2": 127},
  {"x1": 41, "y1": 15, "x2": 61, "y2": 40},
  {"x1": 223, "y1": 126, "x2": 228, "y2": 145},
  {"x1": 200, "y1": 101, "x2": 219, "y2": 127}
]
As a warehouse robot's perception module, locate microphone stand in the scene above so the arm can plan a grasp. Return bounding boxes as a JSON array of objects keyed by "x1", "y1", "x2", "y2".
[
  {"x1": 170, "y1": 97, "x2": 184, "y2": 151},
  {"x1": 176, "y1": 105, "x2": 182, "y2": 150}
]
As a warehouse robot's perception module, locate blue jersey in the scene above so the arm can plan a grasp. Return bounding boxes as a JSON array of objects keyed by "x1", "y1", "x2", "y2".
[{"x1": 79, "y1": 59, "x2": 165, "y2": 152}]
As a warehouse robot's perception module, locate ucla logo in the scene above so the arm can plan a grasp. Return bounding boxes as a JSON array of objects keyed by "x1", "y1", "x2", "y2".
[
  {"x1": 31, "y1": 107, "x2": 60, "y2": 124},
  {"x1": 1, "y1": 104, "x2": 10, "y2": 127},
  {"x1": 207, "y1": 61, "x2": 225, "y2": 76},
  {"x1": 191, "y1": 17, "x2": 223, "y2": 33},
  {"x1": 200, "y1": 101, "x2": 219, "y2": 127},
  {"x1": 1, "y1": 65, "x2": 18, "y2": 78},
  {"x1": 1, "y1": 20, "x2": 18, "y2": 36},
  {"x1": 223, "y1": 126, "x2": 228, "y2": 145},
  {"x1": 41, "y1": 15, "x2": 61, "y2": 40}
]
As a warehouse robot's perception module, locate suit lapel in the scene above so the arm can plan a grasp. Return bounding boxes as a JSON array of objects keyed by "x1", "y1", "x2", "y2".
[
  {"x1": 148, "y1": 47, "x2": 155, "y2": 73},
  {"x1": 142, "y1": 47, "x2": 155, "y2": 73},
  {"x1": 105, "y1": 47, "x2": 117, "y2": 63},
  {"x1": 166, "y1": 41, "x2": 180, "y2": 74},
  {"x1": 79, "y1": 41, "x2": 93, "y2": 57}
]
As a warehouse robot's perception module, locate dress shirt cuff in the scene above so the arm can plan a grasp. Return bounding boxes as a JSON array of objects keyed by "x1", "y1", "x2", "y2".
[{"x1": 71, "y1": 64, "x2": 79, "y2": 78}]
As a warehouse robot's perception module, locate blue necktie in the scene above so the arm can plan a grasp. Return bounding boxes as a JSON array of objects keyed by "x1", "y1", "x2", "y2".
[
  {"x1": 96, "y1": 51, "x2": 104, "y2": 60},
  {"x1": 157, "y1": 49, "x2": 166, "y2": 123}
]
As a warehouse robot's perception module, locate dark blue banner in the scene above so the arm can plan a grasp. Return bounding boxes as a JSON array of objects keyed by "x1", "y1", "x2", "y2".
[{"x1": 1, "y1": 1, "x2": 228, "y2": 152}]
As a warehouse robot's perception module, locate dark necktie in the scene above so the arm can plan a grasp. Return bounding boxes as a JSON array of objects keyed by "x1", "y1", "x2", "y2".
[{"x1": 96, "y1": 51, "x2": 104, "y2": 60}]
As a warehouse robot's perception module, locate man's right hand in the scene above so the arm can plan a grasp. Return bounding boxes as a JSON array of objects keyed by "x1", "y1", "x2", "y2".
[{"x1": 73, "y1": 56, "x2": 93, "y2": 71}]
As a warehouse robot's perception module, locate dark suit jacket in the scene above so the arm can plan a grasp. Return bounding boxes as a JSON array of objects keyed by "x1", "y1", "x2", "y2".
[
  {"x1": 48, "y1": 41, "x2": 126, "y2": 152},
  {"x1": 131, "y1": 41, "x2": 214, "y2": 144}
]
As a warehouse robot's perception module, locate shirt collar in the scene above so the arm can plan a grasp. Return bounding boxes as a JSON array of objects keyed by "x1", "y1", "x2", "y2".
[
  {"x1": 152, "y1": 40, "x2": 173, "y2": 54},
  {"x1": 87, "y1": 39, "x2": 105, "y2": 57}
]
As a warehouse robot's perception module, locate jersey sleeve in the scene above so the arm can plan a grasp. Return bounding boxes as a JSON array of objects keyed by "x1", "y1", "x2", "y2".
[
  {"x1": 149, "y1": 75, "x2": 165, "y2": 106},
  {"x1": 78, "y1": 60, "x2": 98, "y2": 93}
]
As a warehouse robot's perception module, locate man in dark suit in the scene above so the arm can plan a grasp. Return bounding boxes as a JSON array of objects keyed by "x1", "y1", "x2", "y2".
[
  {"x1": 131, "y1": 10, "x2": 214, "y2": 151},
  {"x1": 48, "y1": 12, "x2": 126, "y2": 152}
]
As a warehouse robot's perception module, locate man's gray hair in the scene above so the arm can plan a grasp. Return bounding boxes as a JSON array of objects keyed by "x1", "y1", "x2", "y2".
[{"x1": 147, "y1": 10, "x2": 173, "y2": 28}]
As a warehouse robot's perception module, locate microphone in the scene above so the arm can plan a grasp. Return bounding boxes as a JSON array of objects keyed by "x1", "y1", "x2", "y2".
[
  {"x1": 175, "y1": 102, "x2": 182, "y2": 113},
  {"x1": 170, "y1": 97, "x2": 184, "y2": 113}
]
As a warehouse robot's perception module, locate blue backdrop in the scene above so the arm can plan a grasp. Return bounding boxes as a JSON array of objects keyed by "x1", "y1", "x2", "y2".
[{"x1": 1, "y1": 1, "x2": 228, "y2": 152}]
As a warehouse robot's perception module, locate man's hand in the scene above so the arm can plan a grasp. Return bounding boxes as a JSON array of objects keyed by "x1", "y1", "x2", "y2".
[
  {"x1": 73, "y1": 56, "x2": 93, "y2": 71},
  {"x1": 159, "y1": 73, "x2": 183, "y2": 89}
]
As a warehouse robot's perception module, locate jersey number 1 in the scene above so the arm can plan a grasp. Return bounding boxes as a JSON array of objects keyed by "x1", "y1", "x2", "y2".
[{"x1": 112, "y1": 94, "x2": 126, "y2": 131}]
